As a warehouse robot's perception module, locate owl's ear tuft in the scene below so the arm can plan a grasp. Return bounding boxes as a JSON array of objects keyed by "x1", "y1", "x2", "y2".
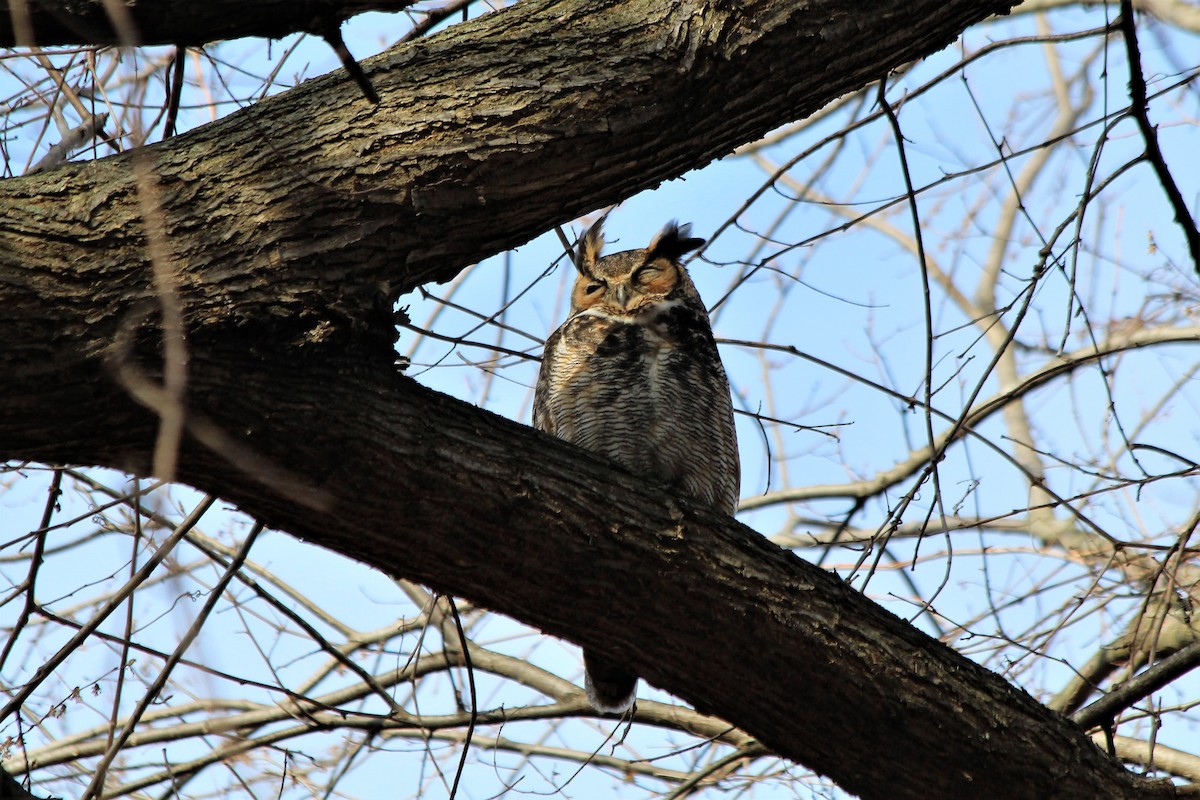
[
  {"x1": 575, "y1": 218, "x2": 605, "y2": 276},
  {"x1": 648, "y1": 221, "x2": 705, "y2": 261}
]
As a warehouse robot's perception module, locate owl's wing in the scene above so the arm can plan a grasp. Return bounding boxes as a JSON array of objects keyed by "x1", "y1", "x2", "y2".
[{"x1": 531, "y1": 329, "x2": 560, "y2": 436}]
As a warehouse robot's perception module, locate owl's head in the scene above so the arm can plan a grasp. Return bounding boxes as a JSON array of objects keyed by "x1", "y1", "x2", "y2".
[{"x1": 569, "y1": 219, "x2": 706, "y2": 315}]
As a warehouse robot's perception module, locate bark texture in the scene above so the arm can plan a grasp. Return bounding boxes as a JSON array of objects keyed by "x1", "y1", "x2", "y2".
[{"x1": 0, "y1": 0, "x2": 1175, "y2": 798}]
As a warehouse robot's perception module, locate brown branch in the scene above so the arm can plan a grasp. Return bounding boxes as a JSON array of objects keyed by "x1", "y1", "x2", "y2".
[
  {"x1": 0, "y1": 471, "x2": 59, "y2": 672},
  {"x1": 0, "y1": 499, "x2": 215, "y2": 723}
]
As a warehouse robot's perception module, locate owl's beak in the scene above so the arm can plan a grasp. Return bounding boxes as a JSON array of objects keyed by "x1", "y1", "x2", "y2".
[{"x1": 614, "y1": 284, "x2": 631, "y2": 309}]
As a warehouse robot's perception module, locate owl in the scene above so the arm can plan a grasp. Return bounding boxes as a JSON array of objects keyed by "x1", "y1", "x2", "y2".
[{"x1": 533, "y1": 218, "x2": 740, "y2": 713}]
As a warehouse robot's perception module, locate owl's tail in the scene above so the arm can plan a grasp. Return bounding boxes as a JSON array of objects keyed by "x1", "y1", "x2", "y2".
[{"x1": 583, "y1": 649, "x2": 637, "y2": 713}]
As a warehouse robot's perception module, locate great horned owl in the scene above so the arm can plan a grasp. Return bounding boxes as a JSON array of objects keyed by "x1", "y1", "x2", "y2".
[{"x1": 533, "y1": 218, "x2": 740, "y2": 713}]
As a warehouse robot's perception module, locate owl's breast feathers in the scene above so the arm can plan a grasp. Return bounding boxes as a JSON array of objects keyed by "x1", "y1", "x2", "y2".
[{"x1": 534, "y1": 303, "x2": 740, "y2": 514}]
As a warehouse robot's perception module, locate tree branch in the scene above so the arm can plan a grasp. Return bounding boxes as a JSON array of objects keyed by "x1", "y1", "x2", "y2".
[
  {"x1": 1118, "y1": 0, "x2": 1200, "y2": 275},
  {"x1": 0, "y1": 0, "x2": 422, "y2": 47},
  {"x1": 1074, "y1": 638, "x2": 1200, "y2": 730},
  {"x1": 7, "y1": 347, "x2": 1171, "y2": 800},
  {"x1": 0, "y1": 0, "x2": 1023, "y2": 314}
]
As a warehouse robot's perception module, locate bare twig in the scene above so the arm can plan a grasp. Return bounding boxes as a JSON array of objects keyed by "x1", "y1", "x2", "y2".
[
  {"x1": 1118, "y1": 0, "x2": 1200, "y2": 274},
  {"x1": 397, "y1": 0, "x2": 477, "y2": 44},
  {"x1": 875, "y1": 76, "x2": 949, "y2": 559},
  {"x1": 81, "y1": 521, "x2": 265, "y2": 800},
  {"x1": 163, "y1": 47, "x2": 186, "y2": 138},
  {"x1": 446, "y1": 599, "x2": 477, "y2": 800},
  {"x1": 0, "y1": 496, "x2": 216, "y2": 723},
  {"x1": 0, "y1": 470, "x2": 60, "y2": 671},
  {"x1": 320, "y1": 22, "x2": 379, "y2": 104}
]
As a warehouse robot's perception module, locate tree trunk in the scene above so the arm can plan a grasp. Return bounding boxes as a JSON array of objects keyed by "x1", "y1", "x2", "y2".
[{"x1": 0, "y1": 0, "x2": 1173, "y2": 798}]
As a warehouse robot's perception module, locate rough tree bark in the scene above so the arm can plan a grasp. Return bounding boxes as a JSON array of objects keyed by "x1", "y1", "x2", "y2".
[{"x1": 0, "y1": 0, "x2": 1178, "y2": 798}]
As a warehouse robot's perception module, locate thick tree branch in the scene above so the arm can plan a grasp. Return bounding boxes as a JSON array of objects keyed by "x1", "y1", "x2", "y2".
[
  {"x1": 0, "y1": 0, "x2": 1021, "y2": 322},
  {"x1": 0, "y1": 0, "x2": 419, "y2": 47},
  {"x1": 1, "y1": 1, "x2": 1175, "y2": 798},
  {"x1": 3, "y1": 347, "x2": 1172, "y2": 800}
]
